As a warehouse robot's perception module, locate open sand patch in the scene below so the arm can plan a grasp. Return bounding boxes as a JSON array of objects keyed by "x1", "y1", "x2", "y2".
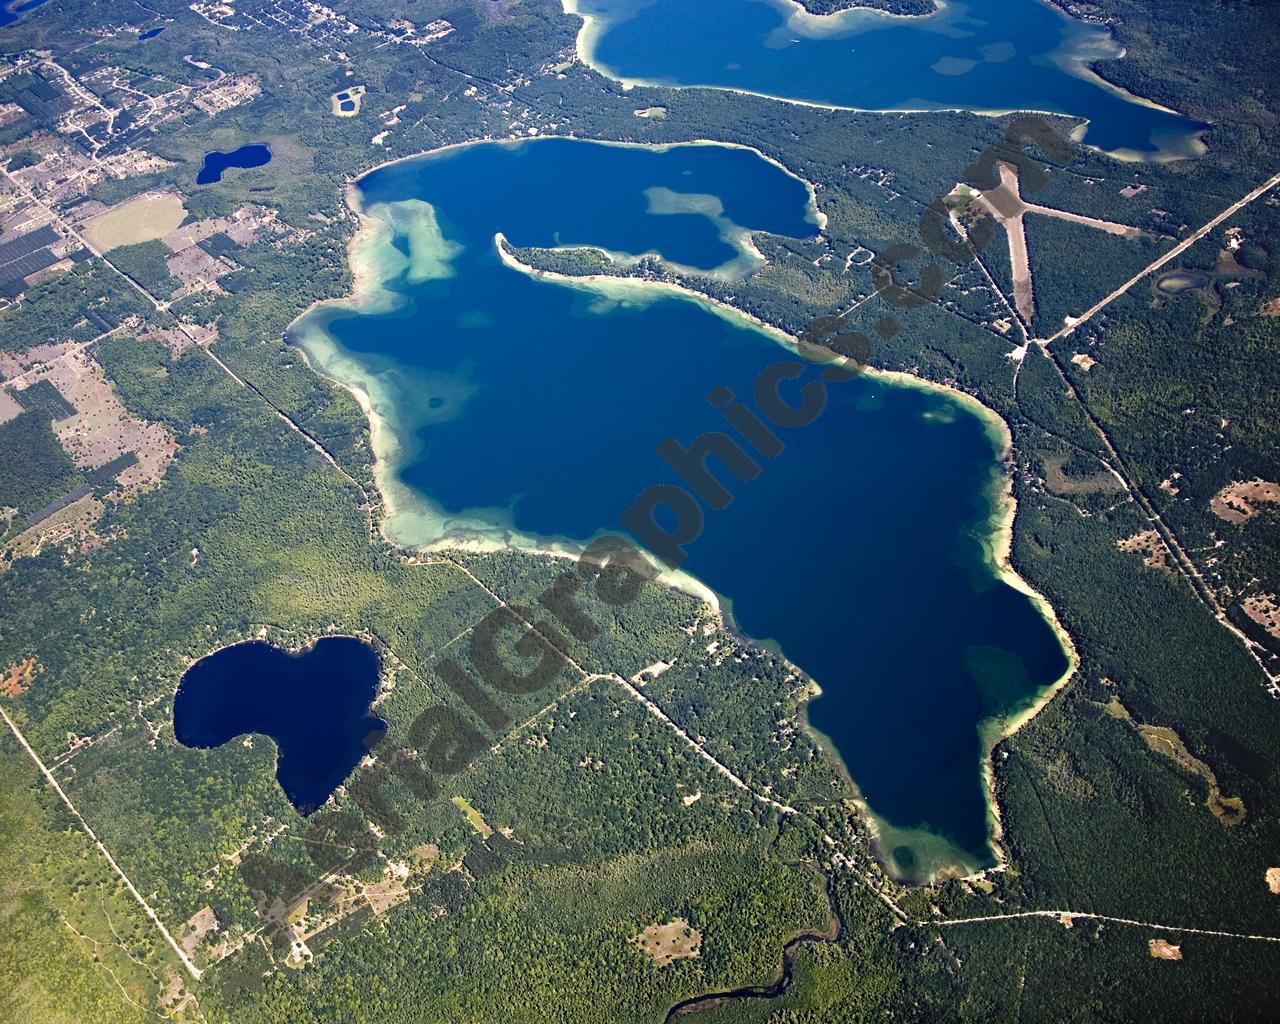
[
  {"x1": 45, "y1": 347, "x2": 176, "y2": 488},
  {"x1": 634, "y1": 918, "x2": 701, "y2": 966},
  {"x1": 181, "y1": 906, "x2": 220, "y2": 956},
  {"x1": 0, "y1": 389, "x2": 22, "y2": 426},
  {"x1": 0, "y1": 658, "x2": 37, "y2": 697},
  {"x1": 1242, "y1": 593, "x2": 1280, "y2": 640},
  {"x1": 1148, "y1": 938, "x2": 1182, "y2": 960},
  {"x1": 1117, "y1": 530, "x2": 1171, "y2": 572},
  {"x1": 1210, "y1": 479, "x2": 1280, "y2": 524}
]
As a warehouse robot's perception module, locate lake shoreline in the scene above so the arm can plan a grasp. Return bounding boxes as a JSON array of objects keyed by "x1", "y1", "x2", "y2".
[
  {"x1": 288, "y1": 137, "x2": 1076, "y2": 885},
  {"x1": 560, "y1": 0, "x2": 1208, "y2": 162},
  {"x1": 494, "y1": 237, "x2": 1078, "y2": 884}
]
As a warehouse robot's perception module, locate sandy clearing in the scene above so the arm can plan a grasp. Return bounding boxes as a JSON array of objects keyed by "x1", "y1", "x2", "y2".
[
  {"x1": 1007, "y1": 214, "x2": 1034, "y2": 323},
  {"x1": 1210, "y1": 479, "x2": 1280, "y2": 524},
  {"x1": 970, "y1": 163, "x2": 1034, "y2": 322},
  {"x1": 1242, "y1": 593, "x2": 1280, "y2": 641},
  {"x1": 1117, "y1": 529, "x2": 1172, "y2": 573},
  {"x1": 180, "y1": 906, "x2": 220, "y2": 957},
  {"x1": 0, "y1": 389, "x2": 22, "y2": 425},
  {"x1": 635, "y1": 918, "x2": 701, "y2": 966},
  {"x1": 0, "y1": 658, "x2": 36, "y2": 697},
  {"x1": 45, "y1": 347, "x2": 176, "y2": 486},
  {"x1": 1023, "y1": 202, "x2": 1143, "y2": 238}
]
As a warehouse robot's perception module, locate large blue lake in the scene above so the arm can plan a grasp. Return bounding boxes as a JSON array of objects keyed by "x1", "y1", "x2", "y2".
[
  {"x1": 174, "y1": 637, "x2": 386, "y2": 814},
  {"x1": 293, "y1": 139, "x2": 1070, "y2": 879},
  {"x1": 569, "y1": 0, "x2": 1208, "y2": 159}
]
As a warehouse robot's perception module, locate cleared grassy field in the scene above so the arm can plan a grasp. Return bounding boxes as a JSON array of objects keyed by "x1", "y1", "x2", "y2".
[{"x1": 82, "y1": 193, "x2": 186, "y2": 252}]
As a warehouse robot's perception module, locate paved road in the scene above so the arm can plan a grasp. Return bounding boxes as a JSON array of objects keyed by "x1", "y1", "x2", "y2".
[
  {"x1": 1043, "y1": 167, "x2": 1280, "y2": 344},
  {"x1": 1, "y1": 706, "x2": 204, "y2": 980},
  {"x1": 931, "y1": 908, "x2": 1280, "y2": 943}
]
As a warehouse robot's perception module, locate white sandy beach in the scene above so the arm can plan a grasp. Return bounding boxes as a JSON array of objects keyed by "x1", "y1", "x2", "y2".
[
  {"x1": 559, "y1": 0, "x2": 1208, "y2": 162},
  {"x1": 496, "y1": 234, "x2": 1078, "y2": 877},
  {"x1": 289, "y1": 135, "x2": 1076, "y2": 884}
]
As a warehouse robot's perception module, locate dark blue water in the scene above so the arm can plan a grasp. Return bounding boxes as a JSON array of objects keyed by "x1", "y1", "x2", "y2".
[
  {"x1": 294, "y1": 139, "x2": 1069, "y2": 876},
  {"x1": 173, "y1": 637, "x2": 386, "y2": 814},
  {"x1": 574, "y1": 0, "x2": 1208, "y2": 158},
  {"x1": 139, "y1": 26, "x2": 165, "y2": 40},
  {"x1": 196, "y1": 144, "x2": 273, "y2": 185}
]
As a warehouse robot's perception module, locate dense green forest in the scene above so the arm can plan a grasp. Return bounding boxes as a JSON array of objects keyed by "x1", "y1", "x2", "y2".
[
  {"x1": 0, "y1": 411, "x2": 83, "y2": 527},
  {"x1": 0, "y1": 738, "x2": 172, "y2": 1024},
  {"x1": 106, "y1": 241, "x2": 181, "y2": 298}
]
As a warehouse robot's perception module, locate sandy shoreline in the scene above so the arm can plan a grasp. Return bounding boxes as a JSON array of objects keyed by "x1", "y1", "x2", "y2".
[
  {"x1": 560, "y1": 0, "x2": 1208, "y2": 162},
  {"x1": 292, "y1": 179, "x2": 728, "y2": 617},
  {"x1": 973, "y1": 432, "x2": 1080, "y2": 866},
  {"x1": 289, "y1": 135, "x2": 1075, "y2": 885},
  {"x1": 292, "y1": 133, "x2": 828, "y2": 562},
  {"x1": 886, "y1": 359, "x2": 1079, "y2": 872},
  {"x1": 351, "y1": 135, "x2": 828, "y2": 233},
  {"x1": 494, "y1": 236, "x2": 1079, "y2": 881}
]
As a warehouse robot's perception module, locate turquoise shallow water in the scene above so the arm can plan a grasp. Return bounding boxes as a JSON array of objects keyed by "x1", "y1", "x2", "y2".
[
  {"x1": 295, "y1": 139, "x2": 1069, "y2": 878},
  {"x1": 573, "y1": 0, "x2": 1208, "y2": 159}
]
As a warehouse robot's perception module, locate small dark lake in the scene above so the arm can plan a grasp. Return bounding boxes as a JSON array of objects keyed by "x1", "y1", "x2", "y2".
[
  {"x1": 139, "y1": 26, "x2": 165, "y2": 40},
  {"x1": 173, "y1": 637, "x2": 385, "y2": 814},
  {"x1": 196, "y1": 143, "x2": 273, "y2": 185}
]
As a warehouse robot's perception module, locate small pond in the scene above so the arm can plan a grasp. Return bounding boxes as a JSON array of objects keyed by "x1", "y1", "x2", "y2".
[
  {"x1": 173, "y1": 636, "x2": 385, "y2": 814},
  {"x1": 197, "y1": 143, "x2": 273, "y2": 185},
  {"x1": 1154, "y1": 269, "x2": 1209, "y2": 295}
]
